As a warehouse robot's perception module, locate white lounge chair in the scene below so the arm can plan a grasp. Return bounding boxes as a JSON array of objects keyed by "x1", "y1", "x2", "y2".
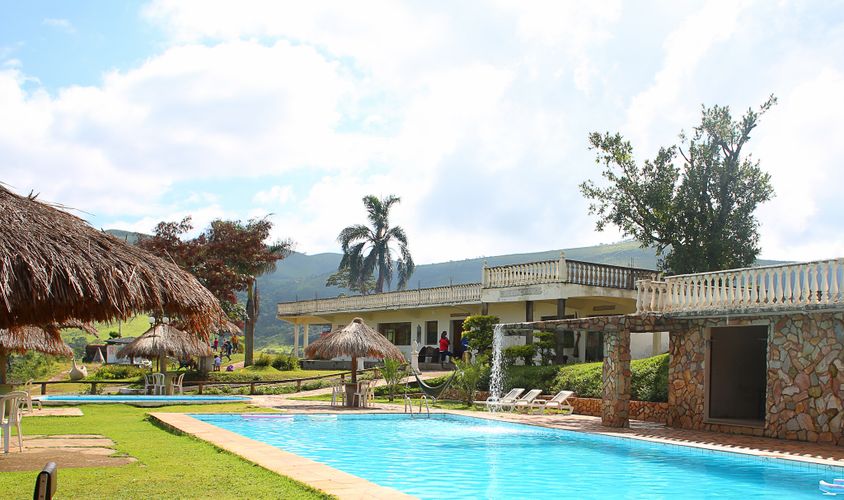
[
  {"x1": 481, "y1": 388, "x2": 525, "y2": 412},
  {"x1": 512, "y1": 389, "x2": 543, "y2": 413},
  {"x1": 1, "y1": 391, "x2": 26, "y2": 453},
  {"x1": 531, "y1": 390, "x2": 575, "y2": 414}
]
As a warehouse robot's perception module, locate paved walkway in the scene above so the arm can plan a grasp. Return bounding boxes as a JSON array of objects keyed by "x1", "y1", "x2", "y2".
[{"x1": 0, "y1": 434, "x2": 135, "y2": 472}]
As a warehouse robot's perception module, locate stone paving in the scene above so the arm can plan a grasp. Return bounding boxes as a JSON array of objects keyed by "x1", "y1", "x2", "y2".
[{"x1": 0, "y1": 434, "x2": 135, "y2": 472}]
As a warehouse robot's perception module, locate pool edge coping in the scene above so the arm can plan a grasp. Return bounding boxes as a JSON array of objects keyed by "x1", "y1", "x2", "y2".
[{"x1": 149, "y1": 412, "x2": 417, "y2": 500}]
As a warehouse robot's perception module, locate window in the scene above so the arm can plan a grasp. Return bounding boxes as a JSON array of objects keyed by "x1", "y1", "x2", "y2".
[
  {"x1": 426, "y1": 321, "x2": 438, "y2": 345},
  {"x1": 378, "y1": 322, "x2": 411, "y2": 346}
]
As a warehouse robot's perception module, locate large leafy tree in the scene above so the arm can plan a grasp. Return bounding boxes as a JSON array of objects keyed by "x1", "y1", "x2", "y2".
[
  {"x1": 579, "y1": 96, "x2": 776, "y2": 274},
  {"x1": 138, "y1": 217, "x2": 292, "y2": 365},
  {"x1": 334, "y1": 195, "x2": 415, "y2": 293}
]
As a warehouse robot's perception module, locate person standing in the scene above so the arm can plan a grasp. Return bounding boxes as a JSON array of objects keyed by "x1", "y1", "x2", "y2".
[{"x1": 438, "y1": 331, "x2": 451, "y2": 367}]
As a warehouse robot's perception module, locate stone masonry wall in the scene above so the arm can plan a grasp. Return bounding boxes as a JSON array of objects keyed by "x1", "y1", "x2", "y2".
[
  {"x1": 767, "y1": 312, "x2": 844, "y2": 444},
  {"x1": 667, "y1": 326, "x2": 706, "y2": 429},
  {"x1": 668, "y1": 312, "x2": 844, "y2": 446},
  {"x1": 601, "y1": 328, "x2": 631, "y2": 427},
  {"x1": 573, "y1": 397, "x2": 668, "y2": 423}
]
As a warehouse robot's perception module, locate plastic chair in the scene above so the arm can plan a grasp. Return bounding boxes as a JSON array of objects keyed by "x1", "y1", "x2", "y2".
[
  {"x1": 21, "y1": 379, "x2": 42, "y2": 412},
  {"x1": 172, "y1": 373, "x2": 185, "y2": 395},
  {"x1": 330, "y1": 380, "x2": 345, "y2": 407},
  {"x1": 353, "y1": 381, "x2": 371, "y2": 408},
  {"x1": 1, "y1": 391, "x2": 26, "y2": 453},
  {"x1": 151, "y1": 373, "x2": 166, "y2": 395},
  {"x1": 143, "y1": 374, "x2": 155, "y2": 395}
]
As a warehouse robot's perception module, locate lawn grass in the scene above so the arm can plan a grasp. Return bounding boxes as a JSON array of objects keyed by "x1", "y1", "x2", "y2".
[{"x1": 0, "y1": 403, "x2": 332, "y2": 500}]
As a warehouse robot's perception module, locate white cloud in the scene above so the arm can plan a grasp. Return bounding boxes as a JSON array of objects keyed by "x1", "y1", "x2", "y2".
[
  {"x1": 3, "y1": 1, "x2": 844, "y2": 266},
  {"x1": 42, "y1": 18, "x2": 75, "y2": 34},
  {"x1": 253, "y1": 185, "x2": 293, "y2": 206}
]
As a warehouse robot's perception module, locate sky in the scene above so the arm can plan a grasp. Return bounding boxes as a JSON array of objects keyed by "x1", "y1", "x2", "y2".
[{"x1": 1, "y1": 0, "x2": 843, "y2": 265}]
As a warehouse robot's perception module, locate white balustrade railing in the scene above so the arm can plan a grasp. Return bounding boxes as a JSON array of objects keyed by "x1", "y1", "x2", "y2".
[
  {"x1": 483, "y1": 257, "x2": 658, "y2": 290},
  {"x1": 566, "y1": 260, "x2": 660, "y2": 289},
  {"x1": 484, "y1": 259, "x2": 564, "y2": 287},
  {"x1": 636, "y1": 258, "x2": 844, "y2": 314},
  {"x1": 277, "y1": 283, "x2": 482, "y2": 316}
]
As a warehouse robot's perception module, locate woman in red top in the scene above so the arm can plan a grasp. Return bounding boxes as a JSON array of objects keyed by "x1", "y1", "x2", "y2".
[{"x1": 438, "y1": 331, "x2": 451, "y2": 365}]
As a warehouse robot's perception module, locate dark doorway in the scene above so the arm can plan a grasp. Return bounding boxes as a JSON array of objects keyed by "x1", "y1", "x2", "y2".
[
  {"x1": 451, "y1": 319, "x2": 464, "y2": 357},
  {"x1": 585, "y1": 332, "x2": 604, "y2": 362},
  {"x1": 708, "y1": 325, "x2": 768, "y2": 422}
]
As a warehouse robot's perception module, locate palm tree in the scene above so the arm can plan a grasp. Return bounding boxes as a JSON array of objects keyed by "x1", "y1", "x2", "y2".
[{"x1": 337, "y1": 195, "x2": 415, "y2": 293}]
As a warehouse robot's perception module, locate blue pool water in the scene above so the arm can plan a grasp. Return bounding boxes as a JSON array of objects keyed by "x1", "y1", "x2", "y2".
[
  {"x1": 193, "y1": 413, "x2": 840, "y2": 499},
  {"x1": 41, "y1": 395, "x2": 249, "y2": 403}
]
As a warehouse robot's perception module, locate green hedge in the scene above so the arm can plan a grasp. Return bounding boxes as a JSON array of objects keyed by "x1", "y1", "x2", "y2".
[{"x1": 551, "y1": 353, "x2": 669, "y2": 402}]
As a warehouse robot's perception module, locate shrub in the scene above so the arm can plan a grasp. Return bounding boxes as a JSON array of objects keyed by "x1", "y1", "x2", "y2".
[
  {"x1": 270, "y1": 353, "x2": 300, "y2": 371},
  {"x1": 91, "y1": 364, "x2": 146, "y2": 381},
  {"x1": 503, "y1": 344, "x2": 537, "y2": 366},
  {"x1": 379, "y1": 358, "x2": 406, "y2": 401},
  {"x1": 631, "y1": 353, "x2": 669, "y2": 402},
  {"x1": 535, "y1": 331, "x2": 557, "y2": 365},
  {"x1": 503, "y1": 364, "x2": 560, "y2": 393},
  {"x1": 552, "y1": 362, "x2": 603, "y2": 398},
  {"x1": 461, "y1": 315, "x2": 499, "y2": 356},
  {"x1": 454, "y1": 357, "x2": 488, "y2": 405},
  {"x1": 552, "y1": 353, "x2": 670, "y2": 402},
  {"x1": 8, "y1": 352, "x2": 55, "y2": 383},
  {"x1": 253, "y1": 354, "x2": 272, "y2": 368}
]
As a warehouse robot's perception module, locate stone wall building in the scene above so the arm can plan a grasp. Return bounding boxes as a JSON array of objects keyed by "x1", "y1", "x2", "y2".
[{"x1": 505, "y1": 258, "x2": 844, "y2": 446}]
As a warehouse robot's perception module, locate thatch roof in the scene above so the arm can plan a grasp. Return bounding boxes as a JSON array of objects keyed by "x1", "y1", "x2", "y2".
[
  {"x1": 118, "y1": 323, "x2": 213, "y2": 359},
  {"x1": 0, "y1": 185, "x2": 223, "y2": 333},
  {"x1": 0, "y1": 325, "x2": 74, "y2": 357},
  {"x1": 305, "y1": 317, "x2": 405, "y2": 361}
]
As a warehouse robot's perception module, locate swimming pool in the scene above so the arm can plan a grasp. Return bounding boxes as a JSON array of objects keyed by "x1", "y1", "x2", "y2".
[
  {"x1": 41, "y1": 395, "x2": 250, "y2": 405},
  {"x1": 193, "y1": 413, "x2": 841, "y2": 499}
]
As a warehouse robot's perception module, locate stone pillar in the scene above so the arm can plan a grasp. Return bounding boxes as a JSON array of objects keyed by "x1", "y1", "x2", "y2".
[
  {"x1": 303, "y1": 322, "x2": 310, "y2": 351},
  {"x1": 481, "y1": 302, "x2": 489, "y2": 315},
  {"x1": 525, "y1": 301, "x2": 534, "y2": 322},
  {"x1": 293, "y1": 323, "x2": 300, "y2": 358},
  {"x1": 602, "y1": 328, "x2": 631, "y2": 428}
]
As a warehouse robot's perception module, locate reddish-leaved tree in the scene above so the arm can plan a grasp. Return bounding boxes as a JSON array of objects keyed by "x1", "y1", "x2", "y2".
[{"x1": 138, "y1": 216, "x2": 292, "y2": 366}]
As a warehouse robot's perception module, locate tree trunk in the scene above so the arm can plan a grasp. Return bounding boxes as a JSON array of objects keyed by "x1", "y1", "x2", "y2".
[
  {"x1": 244, "y1": 279, "x2": 256, "y2": 367},
  {"x1": 0, "y1": 351, "x2": 6, "y2": 385}
]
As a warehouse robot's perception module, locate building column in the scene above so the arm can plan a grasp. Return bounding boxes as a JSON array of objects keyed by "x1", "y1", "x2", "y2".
[
  {"x1": 652, "y1": 331, "x2": 662, "y2": 356},
  {"x1": 602, "y1": 328, "x2": 631, "y2": 428},
  {"x1": 525, "y1": 301, "x2": 534, "y2": 322},
  {"x1": 303, "y1": 322, "x2": 310, "y2": 352},
  {"x1": 556, "y1": 298, "x2": 566, "y2": 319},
  {"x1": 481, "y1": 302, "x2": 489, "y2": 315},
  {"x1": 293, "y1": 322, "x2": 300, "y2": 358}
]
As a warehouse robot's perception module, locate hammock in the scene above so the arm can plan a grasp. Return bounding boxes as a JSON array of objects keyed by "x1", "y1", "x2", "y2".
[{"x1": 412, "y1": 369, "x2": 459, "y2": 400}]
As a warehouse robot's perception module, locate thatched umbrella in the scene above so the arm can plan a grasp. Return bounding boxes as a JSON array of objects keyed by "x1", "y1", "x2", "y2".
[
  {"x1": 305, "y1": 317, "x2": 404, "y2": 406},
  {"x1": 0, "y1": 325, "x2": 73, "y2": 384},
  {"x1": 118, "y1": 323, "x2": 213, "y2": 372},
  {"x1": 0, "y1": 185, "x2": 223, "y2": 333}
]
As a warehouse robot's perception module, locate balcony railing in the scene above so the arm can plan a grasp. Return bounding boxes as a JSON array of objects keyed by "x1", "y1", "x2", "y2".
[
  {"x1": 483, "y1": 256, "x2": 659, "y2": 290},
  {"x1": 636, "y1": 258, "x2": 844, "y2": 314},
  {"x1": 277, "y1": 283, "x2": 482, "y2": 316}
]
